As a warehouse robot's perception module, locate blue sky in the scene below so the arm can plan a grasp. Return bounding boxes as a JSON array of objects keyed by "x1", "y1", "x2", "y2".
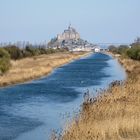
[{"x1": 0, "y1": 0, "x2": 140, "y2": 43}]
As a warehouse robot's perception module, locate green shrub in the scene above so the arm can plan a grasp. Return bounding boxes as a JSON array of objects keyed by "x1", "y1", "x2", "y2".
[
  {"x1": 108, "y1": 45, "x2": 118, "y2": 54},
  {"x1": 45, "y1": 48, "x2": 56, "y2": 54},
  {"x1": 39, "y1": 47, "x2": 47, "y2": 54},
  {"x1": 4, "y1": 45, "x2": 23, "y2": 60},
  {"x1": 127, "y1": 45, "x2": 140, "y2": 60},
  {"x1": 25, "y1": 46, "x2": 41, "y2": 56},
  {"x1": 117, "y1": 45, "x2": 129, "y2": 55},
  {"x1": 0, "y1": 48, "x2": 11, "y2": 74}
]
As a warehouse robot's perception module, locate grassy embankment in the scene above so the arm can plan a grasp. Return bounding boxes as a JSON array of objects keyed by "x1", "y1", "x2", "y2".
[
  {"x1": 60, "y1": 55, "x2": 140, "y2": 140},
  {"x1": 0, "y1": 52, "x2": 90, "y2": 87}
]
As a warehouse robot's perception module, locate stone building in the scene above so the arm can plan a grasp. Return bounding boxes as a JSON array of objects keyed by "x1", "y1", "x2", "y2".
[{"x1": 57, "y1": 25, "x2": 80, "y2": 41}]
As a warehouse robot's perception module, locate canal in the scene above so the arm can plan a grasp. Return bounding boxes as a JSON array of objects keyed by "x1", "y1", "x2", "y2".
[{"x1": 0, "y1": 53, "x2": 126, "y2": 140}]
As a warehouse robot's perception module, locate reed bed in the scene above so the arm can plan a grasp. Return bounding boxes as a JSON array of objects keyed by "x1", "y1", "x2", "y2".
[{"x1": 58, "y1": 57, "x2": 140, "y2": 140}]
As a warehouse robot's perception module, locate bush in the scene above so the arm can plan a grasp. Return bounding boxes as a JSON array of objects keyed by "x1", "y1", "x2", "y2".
[
  {"x1": 0, "y1": 48, "x2": 11, "y2": 74},
  {"x1": 108, "y1": 45, "x2": 129, "y2": 55},
  {"x1": 117, "y1": 45, "x2": 129, "y2": 55},
  {"x1": 45, "y1": 48, "x2": 56, "y2": 54},
  {"x1": 4, "y1": 45, "x2": 23, "y2": 60},
  {"x1": 127, "y1": 45, "x2": 140, "y2": 60},
  {"x1": 39, "y1": 47, "x2": 47, "y2": 54},
  {"x1": 108, "y1": 45, "x2": 118, "y2": 53}
]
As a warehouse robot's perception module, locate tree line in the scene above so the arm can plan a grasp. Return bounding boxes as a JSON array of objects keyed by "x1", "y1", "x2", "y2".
[
  {"x1": 109, "y1": 38, "x2": 140, "y2": 60},
  {"x1": 0, "y1": 45, "x2": 68, "y2": 74}
]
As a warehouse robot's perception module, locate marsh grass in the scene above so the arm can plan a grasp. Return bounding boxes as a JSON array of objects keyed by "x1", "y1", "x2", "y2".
[
  {"x1": 59, "y1": 57, "x2": 140, "y2": 140},
  {"x1": 0, "y1": 52, "x2": 88, "y2": 87}
]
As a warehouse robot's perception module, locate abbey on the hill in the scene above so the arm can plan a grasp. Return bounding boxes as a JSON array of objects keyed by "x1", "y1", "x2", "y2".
[
  {"x1": 57, "y1": 24, "x2": 80, "y2": 41},
  {"x1": 47, "y1": 24, "x2": 99, "y2": 52}
]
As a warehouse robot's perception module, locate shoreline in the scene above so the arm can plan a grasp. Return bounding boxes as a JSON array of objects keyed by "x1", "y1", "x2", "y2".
[
  {"x1": 0, "y1": 52, "x2": 92, "y2": 88},
  {"x1": 60, "y1": 54, "x2": 140, "y2": 140}
]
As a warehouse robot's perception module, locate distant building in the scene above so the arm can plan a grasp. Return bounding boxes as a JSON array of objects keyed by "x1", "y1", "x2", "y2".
[
  {"x1": 57, "y1": 24, "x2": 80, "y2": 41},
  {"x1": 94, "y1": 47, "x2": 100, "y2": 53}
]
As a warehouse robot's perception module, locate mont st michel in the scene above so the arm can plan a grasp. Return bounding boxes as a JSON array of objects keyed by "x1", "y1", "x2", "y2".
[
  {"x1": 48, "y1": 24, "x2": 97, "y2": 51},
  {"x1": 57, "y1": 24, "x2": 80, "y2": 41}
]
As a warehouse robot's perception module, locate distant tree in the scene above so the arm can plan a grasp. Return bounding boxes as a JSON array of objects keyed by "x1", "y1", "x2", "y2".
[
  {"x1": 4, "y1": 45, "x2": 23, "y2": 60},
  {"x1": 108, "y1": 45, "x2": 118, "y2": 53},
  {"x1": 51, "y1": 37, "x2": 57, "y2": 42},
  {"x1": 45, "y1": 48, "x2": 56, "y2": 54},
  {"x1": 39, "y1": 47, "x2": 47, "y2": 54},
  {"x1": 127, "y1": 44, "x2": 140, "y2": 60},
  {"x1": 117, "y1": 45, "x2": 129, "y2": 55},
  {"x1": 47, "y1": 37, "x2": 58, "y2": 47},
  {"x1": 0, "y1": 48, "x2": 10, "y2": 74},
  {"x1": 25, "y1": 45, "x2": 40, "y2": 56}
]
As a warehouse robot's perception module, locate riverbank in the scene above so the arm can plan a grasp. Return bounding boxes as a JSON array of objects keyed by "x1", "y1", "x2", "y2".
[
  {"x1": 61, "y1": 55, "x2": 140, "y2": 140},
  {"x1": 0, "y1": 52, "x2": 91, "y2": 87}
]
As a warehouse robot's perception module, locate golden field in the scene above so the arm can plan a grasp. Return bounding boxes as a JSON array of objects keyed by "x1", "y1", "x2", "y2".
[
  {"x1": 60, "y1": 56, "x2": 140, "y2": 140},
  {"x1": 0, "y1": 52, "x2": 89, "y2": 87}
]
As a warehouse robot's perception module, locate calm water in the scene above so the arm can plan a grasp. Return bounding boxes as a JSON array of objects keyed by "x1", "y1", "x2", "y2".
[{"x1": 0, "y1": 53, "x2": 126, "y2": 140}]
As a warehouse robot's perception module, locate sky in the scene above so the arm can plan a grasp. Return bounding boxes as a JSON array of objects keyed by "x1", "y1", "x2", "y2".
[{"x1": 0, "y1": 0, "x2": 140, "y2": 44}]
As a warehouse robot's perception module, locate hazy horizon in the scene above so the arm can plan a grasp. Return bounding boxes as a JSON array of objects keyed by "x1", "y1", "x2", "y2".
[{"x1": 0, "y1": 0, "x2": 140, "y2": 44}]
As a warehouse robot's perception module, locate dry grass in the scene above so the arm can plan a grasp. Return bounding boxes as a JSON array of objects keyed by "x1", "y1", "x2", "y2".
[
  {"x1": 0, "y1": 52, "x2": 89, "y2": 87},
  {"x1": 60, "y1": 57, "x2": 140, "y2": 140}
]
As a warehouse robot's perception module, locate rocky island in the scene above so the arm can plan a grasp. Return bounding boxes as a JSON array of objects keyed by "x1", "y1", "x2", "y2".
[{"x1": 47, "y1": 24, "x2": 99, "y2": 52}]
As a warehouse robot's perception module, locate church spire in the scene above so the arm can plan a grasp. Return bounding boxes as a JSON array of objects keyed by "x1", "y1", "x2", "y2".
[{"x1": 68, "y1": 22, "x2": 71, "y2": 29}]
